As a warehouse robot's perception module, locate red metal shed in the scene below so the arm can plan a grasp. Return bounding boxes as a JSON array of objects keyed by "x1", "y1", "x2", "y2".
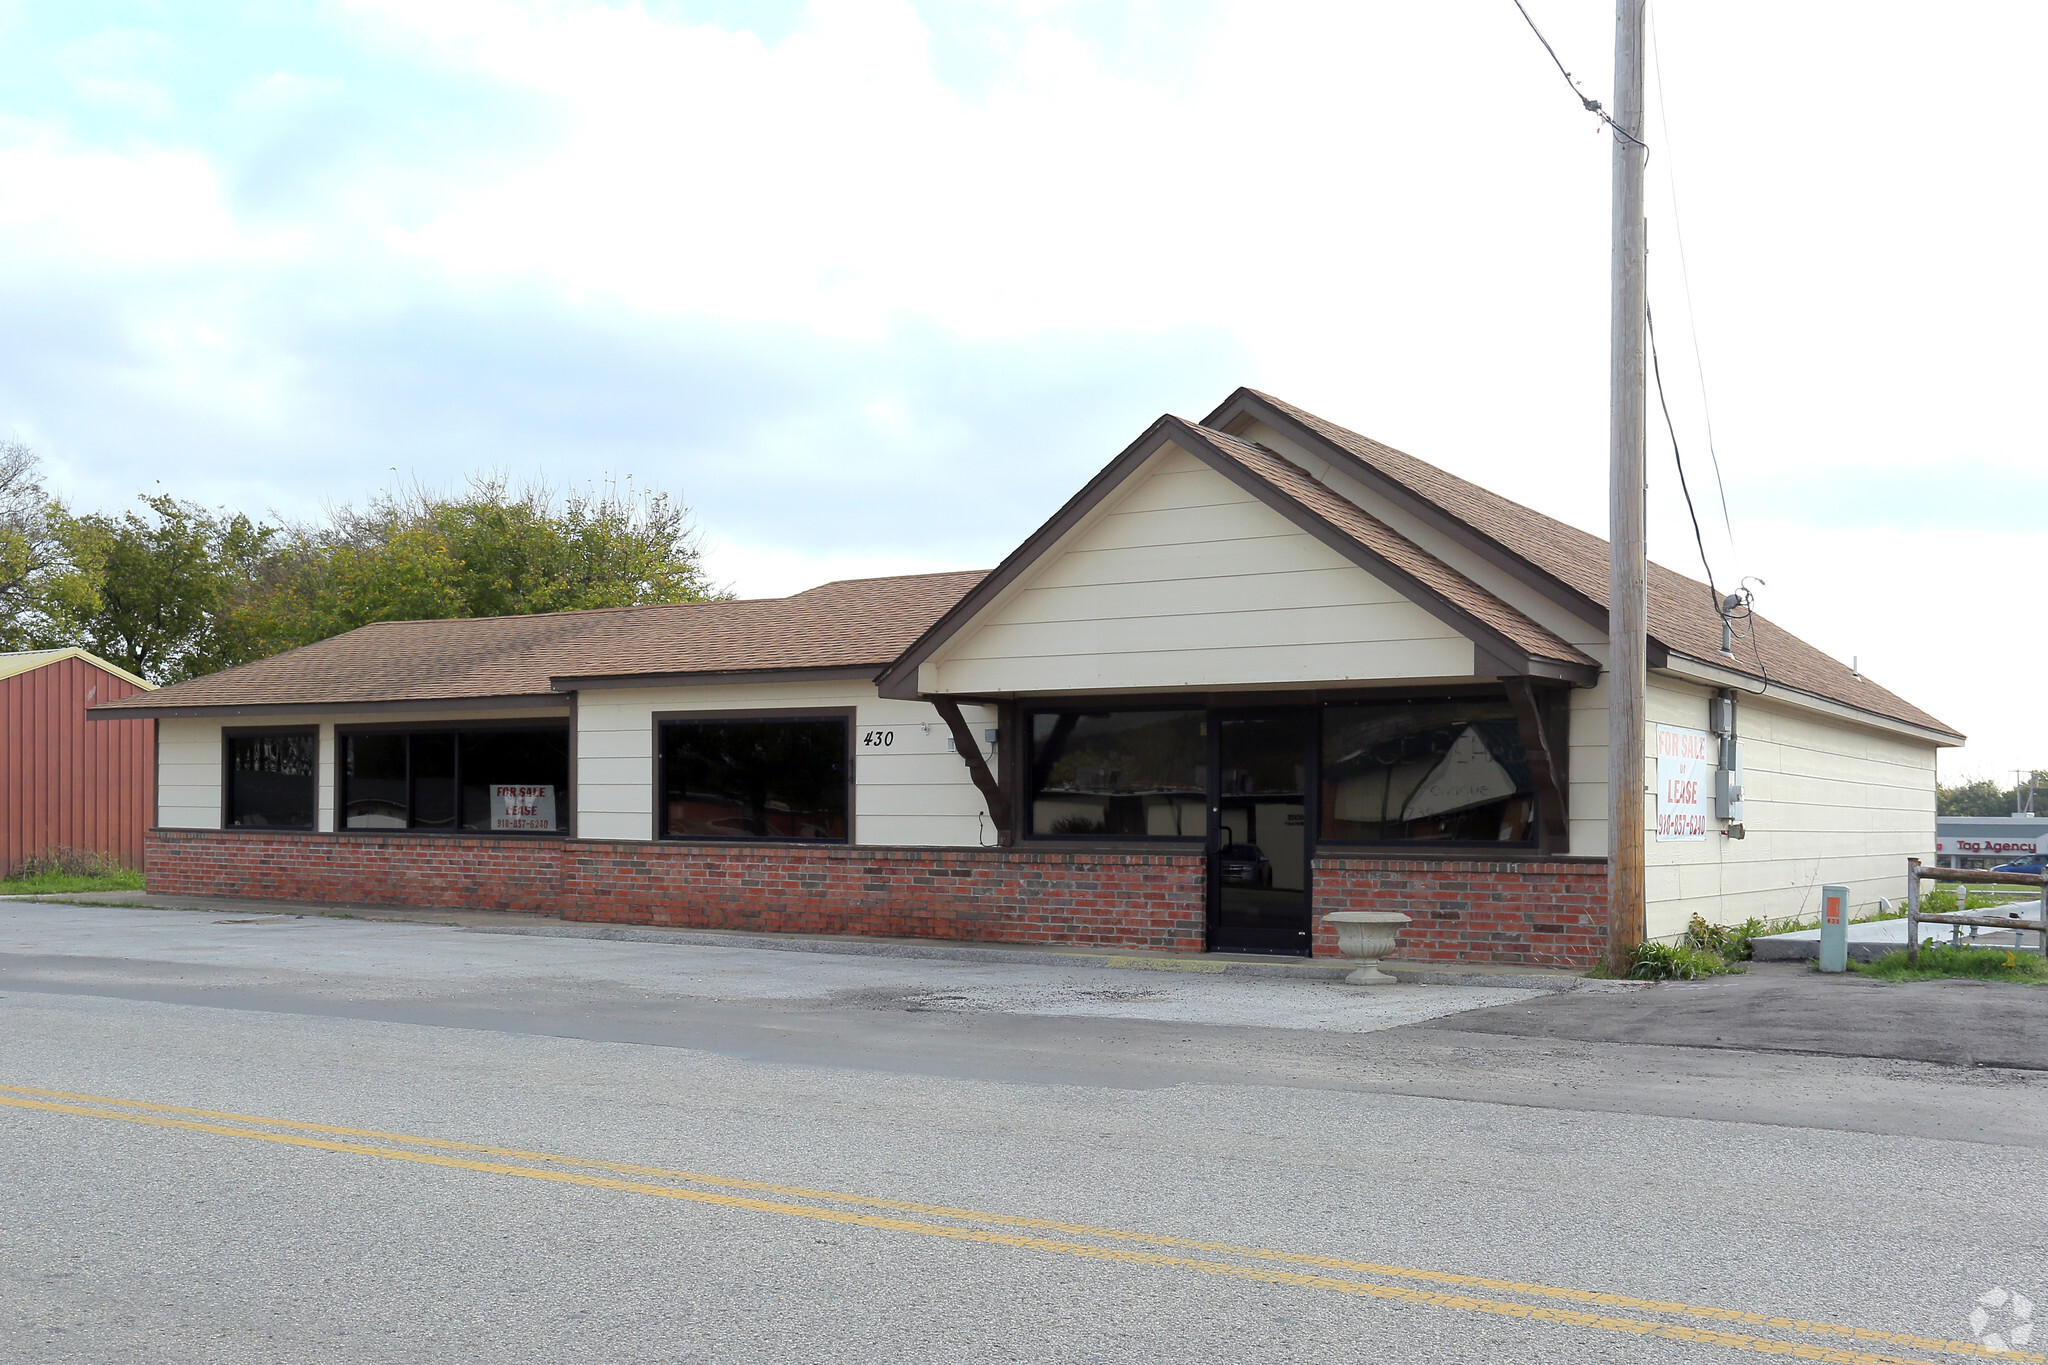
[{"x1": 0, "y1": 649, "x2": 156, "y2": 875}]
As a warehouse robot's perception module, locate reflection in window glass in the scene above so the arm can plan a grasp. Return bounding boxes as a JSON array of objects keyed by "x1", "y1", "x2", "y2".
[
  {"x1": 411, "y1": 732, "x2": 457, "y2": 829},
  {"x1": 660, "y1": 718, "x2": 848, "y2": 840},
  {"x1": 225, "y1": 732, "x2": 317, "y2": 829},
  {"x1": 343, "y1": 733, "x2": 408, "y2": 829},
  {"x1": 343, "y1": 728, "x2": 569, "y2": 832},
  {"x1": 1028, "y1": 711, "x2": 1205, "y2": 838},
  {"x1": 1320, "y1": 699, "x2": 1534, "y2": 842}
]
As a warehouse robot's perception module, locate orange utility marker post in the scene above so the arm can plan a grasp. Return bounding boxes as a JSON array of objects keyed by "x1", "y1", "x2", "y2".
[{"x1": 1817, "y1": 885, "x2": 1849, "y2": 973}]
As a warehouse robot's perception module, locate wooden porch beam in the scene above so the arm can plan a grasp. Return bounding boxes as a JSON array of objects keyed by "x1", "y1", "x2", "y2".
[
  {"x1": 1505, "y1": 678, "x2": 1571, "y2": 852},
  {"x1": 931, "y1": 697, "x2": 1012, "y2": 845}
]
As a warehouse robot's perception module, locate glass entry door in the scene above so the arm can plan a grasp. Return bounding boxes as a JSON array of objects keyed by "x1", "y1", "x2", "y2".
[{"x1": 1209, "y1": 710, "x2": 1314, "y2": 955}]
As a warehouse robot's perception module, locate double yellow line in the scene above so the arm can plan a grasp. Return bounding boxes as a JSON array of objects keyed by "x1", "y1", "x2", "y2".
[{"x1": 0, "y1": 1082, "x2": 2017, "y2": 1364}]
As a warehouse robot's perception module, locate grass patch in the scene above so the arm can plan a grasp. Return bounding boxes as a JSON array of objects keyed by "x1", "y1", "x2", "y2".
[
  {"x1": 1914, "y1": 888, "x2": 2036, "y2": 917},
  {"x1": 1853, "y1": 943, "x2": 2048, "y2": 984},
  {"x1": 0, "y1": 868, "x2": 145, "y2": 897},
  {"x1": 0, "y1": 847, "x2": 143, "y2": 898}
]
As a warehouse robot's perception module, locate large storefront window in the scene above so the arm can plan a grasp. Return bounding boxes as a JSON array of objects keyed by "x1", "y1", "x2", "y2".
[
  {"x1": 341, "y1": 726, "x2": 569, "y2": 832},
  {"x1": 659, "y1": 716, "x2": 849, "y2": 841},
  {"x1": 1320, "y1": 699, "x2": 1535, "y2": 843},
  {"x1": 1028, "y1": 710, "x2": 1205, "y2": 838},
  {"x1": 224, "y1": 731, "x2": 317, "y2": 829}
]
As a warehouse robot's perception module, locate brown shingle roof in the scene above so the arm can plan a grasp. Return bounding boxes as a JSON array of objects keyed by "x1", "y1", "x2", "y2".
[
  {"x1": 1185, "y1": 426, "x2": 1595, "y2": 669},
  {"x1": 1233, "y1": 390, "x2": 1958, "y2": 737},
  {"x1": 93, "y1": 572, "x2": 987, "y2": 712}
]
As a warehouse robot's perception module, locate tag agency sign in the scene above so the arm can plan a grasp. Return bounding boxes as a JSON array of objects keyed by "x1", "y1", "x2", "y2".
[{"x1": 1656, "y1": 725, "x2": 1713, "y2": 842}]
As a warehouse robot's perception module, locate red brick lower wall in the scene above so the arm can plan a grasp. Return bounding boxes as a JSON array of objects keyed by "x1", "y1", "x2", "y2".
[
  {"x1": 144, "y1": 829, "x2": 1208, "y2": 952},
  {"x1": 561, "y1": 843, "x2": 1208, "y2": 950},
  {"x1": 145, "y1": 831, "x2": 1606, "y2": 965},
  {"x1": 1311, "y1": 856, "x2": 1609, "y2": 967},
  {"x1": 146, "y1": 828, "x2": 567, "y2": 912}
]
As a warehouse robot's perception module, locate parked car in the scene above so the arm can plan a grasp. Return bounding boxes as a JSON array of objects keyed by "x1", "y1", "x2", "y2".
[
  {"x1": 1217, "y1": 843, "x2": 1273, "y2": 887},
  {"x1": 1992, "y1": 854, "x2": 2048, "y2": 875}
]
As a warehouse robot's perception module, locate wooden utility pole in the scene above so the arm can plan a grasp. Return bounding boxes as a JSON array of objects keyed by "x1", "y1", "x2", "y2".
[{"x1": 1605, "y1": 0, "x2": 1649, "y2": 975}]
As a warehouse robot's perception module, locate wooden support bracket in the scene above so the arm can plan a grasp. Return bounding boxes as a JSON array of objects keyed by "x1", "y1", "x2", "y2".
[{"x1": 931, "y1": 697, "x2": 1012, "y2": 845}]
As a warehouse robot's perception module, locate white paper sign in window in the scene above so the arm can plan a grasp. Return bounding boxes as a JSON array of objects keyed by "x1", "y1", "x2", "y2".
[
  {"x1": 1401, "y1": 724, "x2": 1519, "y2": 822},
  {"x1": 491, "y1": 784, "x2": 557, "y2": 832},
  {"x1": 1655, "y1": 725, "x2": 1711, "y2": 841}
]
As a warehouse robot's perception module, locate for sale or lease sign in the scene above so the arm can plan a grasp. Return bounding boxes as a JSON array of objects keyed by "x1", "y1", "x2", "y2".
[
  {"x1": 492, "y1": 784, "x2": 557, "y2": 832},
  {"x1": 1655, "y1": 725, "x2": 1712, "y2": 842}
]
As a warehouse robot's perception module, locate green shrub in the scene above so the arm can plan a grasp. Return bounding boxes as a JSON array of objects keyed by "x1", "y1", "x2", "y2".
[
  {"x1": 1914, "y1": 888, "x2": 2025, "y2": 917},
  {"x1": 1684, "y1": 914, "x2": 1771, "y2": 961},
  {"x1": 1628, "y1": 941, "x2": 1737, "y2": 981}
]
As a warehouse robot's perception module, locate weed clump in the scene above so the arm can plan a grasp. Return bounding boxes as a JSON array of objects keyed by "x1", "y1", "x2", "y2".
[
  {"x1": 0, "y1": 847, "x2": 144, "y2": 896},
  {"x1": 1627, "y1": 941, "x2": 1737, "y2": 981},
  {"x1": 1683, "y1": 914, "x2": 1770, "y2": 961}
]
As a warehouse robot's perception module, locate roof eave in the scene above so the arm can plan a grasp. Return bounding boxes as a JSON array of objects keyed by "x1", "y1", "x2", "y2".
[
  {"x1": 1171, "y1": 420, "x2": 1598, "y2": 685},
  {"x1": 1655, "y1": 651, "x2": 1963, "y2": 746},
  {"x1": 876, "y1": 415, "x2": 1186, "y2": 701},
  {"x1": 1203, "y1": 388, "x2": 1612, "y2": 633},
  {"x1": 552, "y1": 664, "x2": 884, "y2": 692},
  {"x1": 0, "y1": 647, "x2": 155, "y2": 691},
  {"x1": 87, "y1": 693, "x2": 572, "y2": 721},
  {"x1": 878, "y1": 413, "x2": 1599, "y2": 699}
]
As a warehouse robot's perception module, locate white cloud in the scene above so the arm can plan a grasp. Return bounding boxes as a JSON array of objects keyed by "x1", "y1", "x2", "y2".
[{"x1": 0, "y1": 0, "x2": 2040, "y2": 778}]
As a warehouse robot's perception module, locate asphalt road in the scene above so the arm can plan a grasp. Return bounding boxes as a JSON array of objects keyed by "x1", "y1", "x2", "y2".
[{"x1": 3, "y1": 902, "x2": 2045, "y2": 1364}]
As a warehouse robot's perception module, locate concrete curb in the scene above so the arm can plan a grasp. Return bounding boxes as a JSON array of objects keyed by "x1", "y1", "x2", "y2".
[
  {"x1": 457, "y1": 920, "x2": 1594, "y2": 991},
  {"x1": 5, "y1": 892, "x2": 1597, "y2": 992}
]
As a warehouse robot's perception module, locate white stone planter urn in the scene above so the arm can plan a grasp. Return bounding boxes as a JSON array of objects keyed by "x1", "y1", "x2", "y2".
[{"x1": 1323, "y1": 911, "x2": 1412, "y2": 985}]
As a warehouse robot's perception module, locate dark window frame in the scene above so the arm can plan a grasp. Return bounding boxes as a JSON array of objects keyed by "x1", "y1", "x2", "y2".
[
  {"x1": 332, "y1": 718, "x2": 573, "y2": 838},
  {"x1": 1020, "y1": 703, "x2": 1210, "y2": 845},
  {"x1": 220, "y1": 726, "x2": 320, "y2": 832},
  {"x1": 1016, "y1": 692, "x2": 1546, "y2": 855},
  {"x1": 652, "y1": 707, "x2": 857, "y2": 845},
  {"x1": 1313, "y1": 693, "x2": 1542, "y2": 854}
]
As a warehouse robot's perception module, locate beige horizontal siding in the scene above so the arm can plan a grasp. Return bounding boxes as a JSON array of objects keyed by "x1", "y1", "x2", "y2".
[
  {"x1": 575, "y1": 682, "x2": 993, "y2": 846},
  {"x1": 157, "y1": 718, "x2": 221, "y2": 830},
  {"x1": 1644, "y1": 677, "x2": 1937, "y2": 938},
  {"x1": 932, "y1": 444, "x2": 1475, "y2": 696}
]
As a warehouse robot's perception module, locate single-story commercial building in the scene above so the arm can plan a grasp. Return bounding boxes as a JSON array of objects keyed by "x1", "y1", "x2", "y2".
[
  {"x1": 2, "y1": 647, "x2": 156, "y2": 875},
  {"x1": 90, "y1": 390, "x2": 1958, "y2": 964}
]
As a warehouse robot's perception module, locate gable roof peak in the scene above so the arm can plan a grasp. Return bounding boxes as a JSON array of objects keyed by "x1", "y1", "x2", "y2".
[{"x1": 1208, "y1": 387, "x2": 1957, "y2": 738}]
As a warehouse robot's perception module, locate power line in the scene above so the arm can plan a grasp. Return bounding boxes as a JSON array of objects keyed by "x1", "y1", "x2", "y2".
[
  {"x1": 1509, "y1": 0, "x2": 1648, "y2": 147},
  {"x1": 1647, "y1": 302, "x2": 1719, "y2": 613},
  {"x1": 1647, "y1": 4, "x2": 1735, "y2": 550}
]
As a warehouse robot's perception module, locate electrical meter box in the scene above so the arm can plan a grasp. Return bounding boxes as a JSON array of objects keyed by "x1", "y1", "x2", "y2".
[{"x1": 1714, "y1": 759, "x2": 1744, "y2": 822}]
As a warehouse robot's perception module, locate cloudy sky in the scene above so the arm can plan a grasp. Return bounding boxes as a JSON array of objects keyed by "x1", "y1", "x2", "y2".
[{"x1": 4, "y1": 1, "x2": 2042, "y2": 783}]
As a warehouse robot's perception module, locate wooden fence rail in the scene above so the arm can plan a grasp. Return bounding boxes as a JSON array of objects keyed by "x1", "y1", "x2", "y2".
[{"x1": 1906, "y1": 857, "x2": 2048, "y2": 965}]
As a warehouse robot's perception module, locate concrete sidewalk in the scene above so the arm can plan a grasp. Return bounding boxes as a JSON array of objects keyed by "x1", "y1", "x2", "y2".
[
  {"x1": 1753, "y1": 909, "x2": 2047, "y2": 961},
  {"x1": 7, "y1": 888, "x2": 1599, "y2": 992}
]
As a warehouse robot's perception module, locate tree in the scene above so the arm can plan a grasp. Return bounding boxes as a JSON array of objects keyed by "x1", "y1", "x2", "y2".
[
  {"x1": 42, "y1": 495, "x2": 276, "y2": 682},
  {"x1": 1939, "y1": 773, "x2": 2048, "y2": 817},
  {"x1": 0, "y1": 441, "x2": 62, "y2": 650},
  {"x1": 25, "y1": 471, "x2": 725, "y2": 681},
  {"x1": 262, "y1": 475, "x2": 725, "y2": 646}
]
